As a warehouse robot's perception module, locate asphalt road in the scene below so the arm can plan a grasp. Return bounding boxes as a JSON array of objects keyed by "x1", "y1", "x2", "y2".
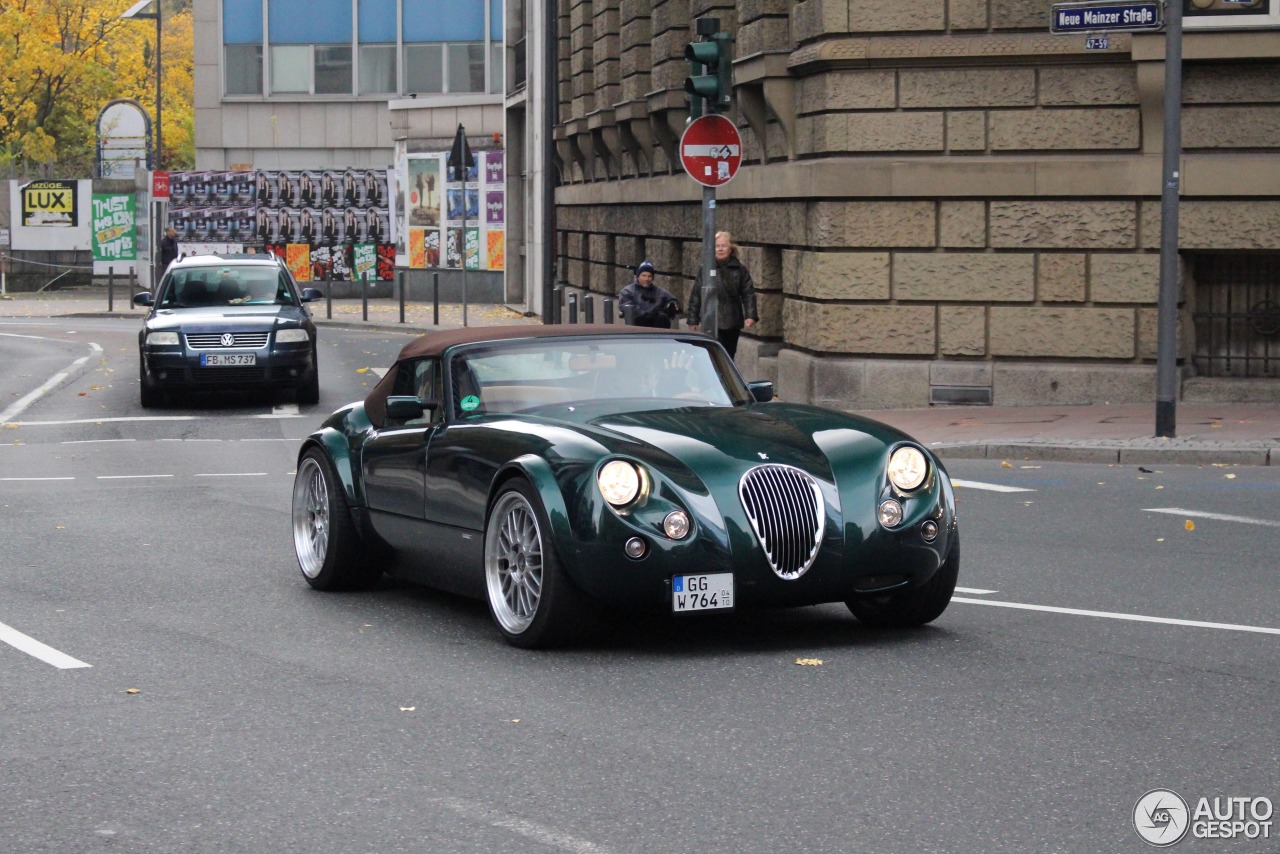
[{"x1": 2, "y1": 316, "x2": 1277, "y2": 854}]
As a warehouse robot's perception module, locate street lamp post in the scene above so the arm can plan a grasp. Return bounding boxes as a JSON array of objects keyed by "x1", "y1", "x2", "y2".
[{"x1": 121, "y1": 0, "x2": 162, "y2": 170}]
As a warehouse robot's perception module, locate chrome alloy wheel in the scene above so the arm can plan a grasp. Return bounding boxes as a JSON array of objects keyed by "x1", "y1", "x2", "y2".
[
  {"x1": 292, "y1": 456, "x2": 330, "y2": 579},
  {"x1": 485, "y1": 491, "x2": 545, "y2": 634}
]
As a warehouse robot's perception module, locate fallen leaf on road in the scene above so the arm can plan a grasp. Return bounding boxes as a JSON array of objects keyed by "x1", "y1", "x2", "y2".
[
  {"x1": 795, "y1": 658, "x2": 823, "y2": 666},
  {"x1": 1000, "y1": 460, "x2": 1013, "y2": 468},
  {"x1": 400, "y1": 706, "x2": 416, "y2": 712},
  {"x1": 1155, "y1": 485, "x2": 1164, "y2": 490},
  {"x1": 1156, "y1": 538, "x2": 1165, "y2": 542},
  {"x1": 1225, "y1": 473, "x2": 1237, "y2": 479},
  {"x1": 1185, "y1": 520, "x2": 1195, "y2": 531},
  {"x1": 125, "y1": 688, "x2": 141, "y2": 694},
  {"x1": 356, "y1": 367, "x2": 369, "y2": 373},
  {"x1": 511, "y1": 719, "x2": 521, "y2": 724},
  {"x1": 77, "y1": 392, "x2": 87, "y2": 397},
  {"x1": 1139, "y1": 466, "x2": 1153, "y2": 473}
]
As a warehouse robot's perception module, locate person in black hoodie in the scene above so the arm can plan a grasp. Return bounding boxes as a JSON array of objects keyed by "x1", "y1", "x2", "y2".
[{"x1": 618, "y1": 260, "x2": 680, "y2": 328}]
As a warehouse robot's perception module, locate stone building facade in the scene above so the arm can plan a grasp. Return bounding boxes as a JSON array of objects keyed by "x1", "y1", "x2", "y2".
[{"x1": 524, "y1": 0, "x2": 1280, "y2": 408}]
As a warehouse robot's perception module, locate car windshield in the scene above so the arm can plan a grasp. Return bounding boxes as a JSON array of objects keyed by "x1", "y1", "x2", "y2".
[
  {"x1": 159, "y1": 267, "x2": 295, "y2": 308},
  {"x1": 449, "y1": 337, "x2": 750, "y2": 416}
]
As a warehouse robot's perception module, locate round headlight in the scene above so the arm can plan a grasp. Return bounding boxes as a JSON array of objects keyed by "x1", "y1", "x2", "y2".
[
  {"x1": 887, "y1": 446, "x2": 928, "y2": 492},
  {"x1": 145, "y1": 331, "x2": 179, "y2": 346},
  {"x1": 276, "y1": 328, "x2": 310, "y2": 343},
  {"x1": 598, "y1": 460, "x2": 642, "y2": 507},
  {"x1": 663, "y1": 510, "x2": 691, "y2": 540},
  {"x1": 878, "y1": 499, "x2": 904, "y2": 528}
]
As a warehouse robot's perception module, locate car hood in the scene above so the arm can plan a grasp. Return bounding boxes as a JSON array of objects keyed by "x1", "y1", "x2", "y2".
[
  {"x1": 581, "y1": 402, "x2": 912, "y2": 483},
  {"x1": 146, "y1": 305, "x2": 311, "y2": 331}
]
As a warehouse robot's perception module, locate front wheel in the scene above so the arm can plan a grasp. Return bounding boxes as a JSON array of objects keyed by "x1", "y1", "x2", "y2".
[
  {"x1": 139, "y1": 359, "x2": 161, "y2": 408},
  {"x1": 846, "y1": 536, "x2": 959, "y2": 628},
  {"x1": 292, "y1": 448, "x2": 382, "y2": 590},
  {"x1": 484, "y1": 479, "x2": 593, "y2": 648}
]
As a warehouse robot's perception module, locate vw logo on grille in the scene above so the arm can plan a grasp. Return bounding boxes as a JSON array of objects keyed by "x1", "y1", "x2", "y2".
[{"x1": 220, "y1": 333, "x2": 236, "y2": 347}]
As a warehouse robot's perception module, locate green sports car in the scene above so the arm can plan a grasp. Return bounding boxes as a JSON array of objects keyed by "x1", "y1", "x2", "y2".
[{"x1": 291, "y1": 325, "x2": 959, "y2": 647}]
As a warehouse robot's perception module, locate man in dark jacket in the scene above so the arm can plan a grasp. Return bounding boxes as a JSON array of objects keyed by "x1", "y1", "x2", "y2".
[
  {"x1": 618, "y1": 260, "x2": 680, "y2": 328},
  {"x1": 159, "y1": 226, "x2": 179, "y2": 270},
  {"x1": 687, "y1": 231, "x2": 758, "y2": 358}
]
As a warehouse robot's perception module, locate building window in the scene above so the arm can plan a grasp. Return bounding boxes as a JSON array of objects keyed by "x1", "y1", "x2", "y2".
[
  {"x1": 405, "y1": 43, "x2": 444, "y2": 94},
  {"x1": 226, "y1": 45, "x2": 264, "y2": 95},
  {"x1": 490, "y1": 41, "x2": 503, "y2": 94},
  {"x1": 447, "y1": 43, "x2": 486, "y2": 93},
  {"x1": 360, "y1": 44, "x2": 397, "y2": 94},
  {"x1": 315, "y1": 45, "x2": 353, "y2": 94},
  {"x1": 271, "y1": 45, "x2": 311, "y2": 94},
  {"x1": 1185, "y1": 0, "x2": 1280, "y2": 29}
]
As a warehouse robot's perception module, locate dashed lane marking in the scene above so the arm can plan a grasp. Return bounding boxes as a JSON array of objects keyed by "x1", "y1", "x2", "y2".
[
  {"x1": 1144, "y1": 507, "x2": 1280, "y2": 528},
  {"x1": 952, "y1": 479, "x2": 1035, "y2": 493},
  {"x1": 0, "y1": 620, "x2": 91, "y2": 669}
]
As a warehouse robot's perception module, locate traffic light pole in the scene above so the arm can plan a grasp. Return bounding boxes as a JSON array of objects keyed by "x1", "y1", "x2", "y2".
[{"x1": 701, "y1": 185, "x2": 718, "y2": 339}]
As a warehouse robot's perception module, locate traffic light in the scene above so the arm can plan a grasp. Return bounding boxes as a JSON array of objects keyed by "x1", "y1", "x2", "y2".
[{"x1": 684, "y1": 28, "x2": 733, "y2": 116}]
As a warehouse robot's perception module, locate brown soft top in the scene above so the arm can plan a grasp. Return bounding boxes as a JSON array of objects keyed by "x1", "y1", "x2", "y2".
[{"x1": 364, "y1": 324, "x2": 691, "y2": 425}]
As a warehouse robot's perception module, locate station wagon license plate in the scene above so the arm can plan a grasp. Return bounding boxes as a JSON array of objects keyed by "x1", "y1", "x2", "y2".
[
  {"x1": 672, "y1": 573, "x2": 733, "y2": 613},
  {"x1": 201, "y1": 353, "x2": 256, "y2": 367}
]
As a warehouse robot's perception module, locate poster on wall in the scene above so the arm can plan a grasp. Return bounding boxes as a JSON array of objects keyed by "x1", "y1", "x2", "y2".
[
  {"x1": 166, "y1": 169, "x2": 394, "y2": 280},
  {"x1": 91, "y1": 194, "x2": 136, "y2": 262},
  {"x1": 395, "y1": 148, "x2": 503, "y2": 271},
  {"x1": 21, "y1": 180, "x2": 79, "y2": 227}
]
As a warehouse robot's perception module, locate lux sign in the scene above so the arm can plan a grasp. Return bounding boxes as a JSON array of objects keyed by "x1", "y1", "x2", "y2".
[{"x1": 21, "y1": 180, "x2": 79, "y2": 227}]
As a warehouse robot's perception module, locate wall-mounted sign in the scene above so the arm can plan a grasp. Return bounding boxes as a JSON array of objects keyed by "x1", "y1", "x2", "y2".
[{"x1": 21, "y1": 180, "x2": 79, "y2": 227}]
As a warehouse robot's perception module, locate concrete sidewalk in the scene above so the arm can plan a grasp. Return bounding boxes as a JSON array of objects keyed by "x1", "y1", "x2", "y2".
[{"x1": 4, "y1": 287, "x2": 1277, "y2": 466}]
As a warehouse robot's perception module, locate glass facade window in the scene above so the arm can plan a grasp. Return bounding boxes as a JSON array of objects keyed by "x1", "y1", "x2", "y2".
[
  {"x1": 226, "y1": 44, "x2": 264, "y2": 95},
  {"x1": 315, "y1": 45, "x2": 353, "y2": 94},
  {"x1": 360, "y1": 44, "x2": 398, "y2": 94},
  {"x1": 490, "y1": 41, "x2": 503, "y2": 94},
  {"x1": 405, "y1": 43, "x2": 444, "y2": 94},
  {"x1": 271, "y1": 45, "x2": 311, "y2": 94},
  {"x1": 447, "y1": 43, "x2": 486, "y2": 93}
]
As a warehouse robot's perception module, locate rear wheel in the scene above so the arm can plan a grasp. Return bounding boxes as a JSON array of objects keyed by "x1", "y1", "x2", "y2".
[
  {"x1": 846, "y1": 536, "x2": 959, "y2": 628},
  {"x1": 484, "y1": 479, "x2": 593, "y2": 648},
  {"x1": 292, "y1": 447, "x2": 382, "y2": 590}
]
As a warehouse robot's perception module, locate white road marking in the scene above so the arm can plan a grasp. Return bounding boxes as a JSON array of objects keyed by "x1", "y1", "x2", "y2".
[
  {"x1": 952, "y1": 479, "x2": 1035, "y2": 493},
  {"x1": 193, "y1": 472, "x2": 268, "y2": 477},
  {"x1": 1, "y1": 477, "x2": 75, "y2": 481},
  {"x1": 432, "y1": 797, "x2": 613, "y2": 854},
  {"x1": 0, "y1": 342, "x2": 103, "y2": 423},
  {"x1": 371, "y1": 367, "x2": 388, "y2": 378},
  {"x1": 97, "y1": 474, "x2": 174, "y2": 480},
  {"x1": 272, "y1": 403, "x2": 300, "y2": 416},
  {"x1": 1144, "y1": 508, "x2": 1280, "y2": 529},
  {"x1": 0, "y1": 620, "x2": 91, "y2": 669},
  {"x1": 8, "y1": 417, "x2": 198, "y2": 425},
  {"x1": 954, "y1": 587, "x2": 996, "y2": 595},
  {"x1": 953, "y1": 597, "x2": 1280, "y2": 636}
]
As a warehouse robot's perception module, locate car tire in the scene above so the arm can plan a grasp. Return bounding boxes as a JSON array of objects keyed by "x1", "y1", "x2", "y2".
[
  {"x1": 139, "y1": 359, "x2": 161, "y2": 408},
  {"x1": 846, "y1": 536, "x2": 959, "y2": 628},
  {"x1": 292, "y1": 447, "x2": 382, "y2": 590},
  {"x1": 484, "y1": 479, "x2": 594, "y2": 648},
  {"x1": 298, "y1": 355, "x2": 320, "y2": 405}
]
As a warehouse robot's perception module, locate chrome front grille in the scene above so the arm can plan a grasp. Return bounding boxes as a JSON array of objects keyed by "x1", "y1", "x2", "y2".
[
  {"x1": 186, "y1": 332, "x2": 270, "y2": 349},
  {"x1": 738, "y1": 464, "x2": 825, "y2": 581}
]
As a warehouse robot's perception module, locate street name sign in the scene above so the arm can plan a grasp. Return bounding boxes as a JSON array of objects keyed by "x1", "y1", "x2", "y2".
[
  {"x1": 680, "y1": 114, "x2": 742, "y2": 188},
  {"x1": 1050, "y1": 1, "x2": 1163, "y2": 33}
]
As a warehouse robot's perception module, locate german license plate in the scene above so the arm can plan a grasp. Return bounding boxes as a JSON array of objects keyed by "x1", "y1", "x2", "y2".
[
  {"x1": 672, "y1": 572, "x2": 733, "y2": 613},
  {"x1": 201, "y1": 353, "x2": 256, "y2": 367}
]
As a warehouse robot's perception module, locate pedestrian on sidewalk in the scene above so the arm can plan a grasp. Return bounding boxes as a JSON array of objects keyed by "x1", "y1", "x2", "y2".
[
  {"x1": 159, "y1": 226, "x2": 179, "y2": 270},
  {"x1": 619, "y1": 260, "x2": 680, "y2": 328},
  {"x1": 687, "y1": 231, "x2": 757, "y2": 358}
]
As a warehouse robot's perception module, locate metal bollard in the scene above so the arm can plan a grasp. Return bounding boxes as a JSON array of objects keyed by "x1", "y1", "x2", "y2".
[
  {"x1": 568, "y1": 293, "x2": 578, "y2": 324},
  {"x1": 583, "y1": 294, "x2": 594, "y2": 325},
  {"x1": 362, "y1": 271, "x2": 370, "y2": 321},
  {"x1": 130, "y1": 267, "x2": 139, "y2": 308},
  {"x1": 326, "y1": 263, "x2": 333, "y2": 319},
  {"x1": 108, "y1": 266, "x2": 114, "y2": 312},
  {"x1": 603, "y1": 298, "x2": 614, "y2": 324},
  {"x1": 398, "y1": 269, "x2": 406, "y2": 324},
  {"x1": 552, "y1": 287, "x2": 563, "y2": 324},
  {"x1": 622, "y1": 303, "x2": 636, "y2": 326},
  {"x1": 432, "y1": 272, "x2": 440, "y2": 326}
]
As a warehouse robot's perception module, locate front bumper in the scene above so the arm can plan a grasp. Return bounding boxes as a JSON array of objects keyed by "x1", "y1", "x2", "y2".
[{"x1": 142, "y1": 344, "x2": 314, "y2": 389}]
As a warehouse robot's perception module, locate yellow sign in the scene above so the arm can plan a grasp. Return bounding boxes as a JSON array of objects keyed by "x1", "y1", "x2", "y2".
[{"x1": 21, "y1": 180, "x2": 79, "y2": 227}]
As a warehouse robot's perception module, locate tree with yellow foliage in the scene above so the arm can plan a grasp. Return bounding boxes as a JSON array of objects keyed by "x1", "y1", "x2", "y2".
[{"x1": 0, "y1": 0, "x2": 193, "y2": 175}]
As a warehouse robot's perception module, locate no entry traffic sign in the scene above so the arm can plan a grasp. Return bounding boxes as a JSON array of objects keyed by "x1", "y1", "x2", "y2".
[{"x1": 680, "y1": 114, "x2": 742, "y2": 188}]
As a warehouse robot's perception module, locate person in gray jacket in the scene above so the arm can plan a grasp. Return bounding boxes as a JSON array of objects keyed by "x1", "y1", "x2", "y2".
[
  {"x1": 619, "y1": 260, "x2": 681, "y2": 328},
  {"x1": 687, "y1": 231, "x2": 758, "y2": 358}
]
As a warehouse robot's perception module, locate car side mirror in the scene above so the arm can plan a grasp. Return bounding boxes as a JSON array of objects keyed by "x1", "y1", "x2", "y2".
[
  {"x1": 300, "y1": 288, "x2": 322, "y2": 302},
  {"x1": 385, "y1": 395, "x2": 436, "y2": 421},
  {"x1": 133, "y1": 292, "x2": 154, "y2": 307},
  {"x1": 748, "y1": 381, "x2": 774, "y2": 403}
]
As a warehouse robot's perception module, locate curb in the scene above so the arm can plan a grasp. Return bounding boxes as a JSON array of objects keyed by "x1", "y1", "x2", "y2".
[{"x1": 934, "y1": 442, "x2": 1277, "y2": 467}]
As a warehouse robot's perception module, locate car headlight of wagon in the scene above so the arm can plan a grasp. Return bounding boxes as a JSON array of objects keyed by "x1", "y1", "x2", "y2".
[
  {"x1": 145, "y1": 331, "x2": 179, "y2": 346},
  {"x1": 276, "y1": 328, "x2": 310, "y2": 343},
  {"x1": 598, "y1": 460, "x2": 645, "y2": 507},
  {"x1": 886, "y1": 445, "x2": 928, "y2": 492}
]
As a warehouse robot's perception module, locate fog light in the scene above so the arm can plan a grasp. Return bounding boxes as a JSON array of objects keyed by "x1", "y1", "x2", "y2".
[
  {"x1": 878, "y1": 499, "x2": 904, "y2": 528},
  {"x1": 663, "y1": 510, "x2": 690, "y2": 540},
  {"x1": 921, "y1": 520, "x2": 939, "y2": 541},
  {"x1": 289, "y1": 368, "x2": 298, "y2": 377},
  {"x1": 624, "y1": 537, "x2": 647, "y2": 559}
]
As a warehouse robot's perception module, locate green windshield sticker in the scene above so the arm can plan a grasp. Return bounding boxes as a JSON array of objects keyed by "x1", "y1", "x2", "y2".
[{"x1": 461, "y1": 394, "x2": 480, "y2": 411}]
